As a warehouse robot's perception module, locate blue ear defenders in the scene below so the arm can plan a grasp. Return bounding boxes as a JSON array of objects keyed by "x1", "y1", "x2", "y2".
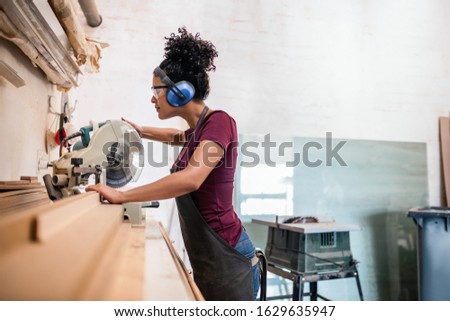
[{"x1": 154, "y1": 67, "x2": 195, "y2": 107}]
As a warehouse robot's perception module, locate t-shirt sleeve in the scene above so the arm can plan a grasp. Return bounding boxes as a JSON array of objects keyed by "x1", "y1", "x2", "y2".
[{"x1": 198, "y1": 111, "x2": 235, "y2": 151}]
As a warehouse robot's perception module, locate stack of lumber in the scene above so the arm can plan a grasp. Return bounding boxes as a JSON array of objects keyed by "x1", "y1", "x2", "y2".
[
  {"x1": 0, "y1": 192, "x2": 130, "y2": 300},
  {"x1": 0, "y1": 176, "x2": 50, "y2": 214},
  {"x1": 0, "y1": 192, "x2": 203, "y2": 300}
]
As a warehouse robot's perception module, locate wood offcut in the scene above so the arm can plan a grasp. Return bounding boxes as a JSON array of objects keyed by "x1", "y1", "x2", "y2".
[{"x1": 0, "y1": 177, "x2": 50, "y2": 215}]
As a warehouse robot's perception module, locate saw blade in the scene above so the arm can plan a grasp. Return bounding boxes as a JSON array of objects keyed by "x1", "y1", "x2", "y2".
[{"x1": 105, "y1": 141, "x2": 140, "y2": 188}]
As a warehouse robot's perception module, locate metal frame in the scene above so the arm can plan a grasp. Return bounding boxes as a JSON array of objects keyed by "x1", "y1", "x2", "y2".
[{"x1": 267, "y1": 263, "x2": 364, "y2": 301}]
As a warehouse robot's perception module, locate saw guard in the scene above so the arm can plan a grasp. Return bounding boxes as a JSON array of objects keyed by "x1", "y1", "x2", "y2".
[{"x1": 51, "y1": 120, "x2": 143, "y2": 191}]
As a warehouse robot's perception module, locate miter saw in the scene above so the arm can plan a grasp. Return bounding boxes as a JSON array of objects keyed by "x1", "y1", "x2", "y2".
[{"x1": 43, "y1": 119, "x2": 143, "y2": 201}]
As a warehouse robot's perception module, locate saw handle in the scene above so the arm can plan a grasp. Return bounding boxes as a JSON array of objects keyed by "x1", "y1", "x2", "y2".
[
  {"x1": 99, "y1": 196, "x2": 160, "y2": 209},
  {"x1": 142, "y1": 201, "x2": 160, "y2": 208}
]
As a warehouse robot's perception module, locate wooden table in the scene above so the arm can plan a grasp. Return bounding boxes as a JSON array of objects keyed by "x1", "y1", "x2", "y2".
[{"x1": 0, "y1": 192, "x2": 203, "y2": 300}]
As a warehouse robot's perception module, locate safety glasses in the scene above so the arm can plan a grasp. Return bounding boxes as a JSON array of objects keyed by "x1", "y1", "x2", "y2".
[{"x1": 151, "y1": 85, "x2": 169, "y2": 98}]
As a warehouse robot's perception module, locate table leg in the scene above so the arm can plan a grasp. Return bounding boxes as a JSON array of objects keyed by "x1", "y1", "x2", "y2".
[
  {"x1": 354, "y1": 269, "x2": 364, "y2": 301},
  {"x1": 310, "y1": 282, "x2": 318, "y2": 301},
  {"x1": 293, "y1": 275, "x2": 304, "y2": 301}
]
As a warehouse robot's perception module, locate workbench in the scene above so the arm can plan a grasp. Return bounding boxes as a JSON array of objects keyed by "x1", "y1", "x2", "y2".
[{"x1": 0, "y1": 192, "x2": 203, "y2": 300}]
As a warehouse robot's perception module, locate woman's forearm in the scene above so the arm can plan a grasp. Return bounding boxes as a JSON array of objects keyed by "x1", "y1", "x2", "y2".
[
  {"x1": 121, "y1": 170, "x2": 198, "y2": 203},
  {"x1": 141, "y1": 127, "x2": 185, "y2": 145},
  {"x1": 87, "y1": 140, "x2": 222, "y2": 204}
]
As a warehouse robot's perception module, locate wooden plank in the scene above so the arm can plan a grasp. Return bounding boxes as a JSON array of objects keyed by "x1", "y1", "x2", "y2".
[
  {"x1": 0, "y1": 193, "x2": 51, "y2": 213},
  {"x1": 0, "y1": 60, "x2": 26, "y2": 87},
  {"x1": 0, "y1": 185, "x2": 45, "y2": 191},
  {"x1": 0, "y1": 191, "x2": 47, "y2": 203},
  {"x1": 0, "y1": 178, "x2": 40, "y2": 185},
  {"x1": 36, "y1": 192, "x2": 101, "y2": 242},
  {"x1": 20, "y1": 176, "x2": 38, "y2": 181},
  {"x1": 0, "y1": 180, "x2": 31, "y2": 185},
  {"x1": 0, "y1": 189, "x2": 47, "y2": 198},
  {"x1": 439, "y1": 117, "x2": 450, "y2": 206},
  {"x1": 0, "y1": 193, "x2": 203, "y2": 300},
  {"x1": 0, "y1": 203, "x2": 124, "y2": 300},
  {"x1": 144, "y1": 215, "x2": 198, "y2": 301},
  {"x1": 82, "y1": 212, "x2": 203, "y2": 300},
  {"x1": 11, "y1": 198, "x2": 51, "y2": 212},
  {"x1": 0, "y1": 188, "x2": 50, "y2": 216},
  {"x1": 0, "y1": 182, "x2": 43, "y2": 186},
  {"x1": 0, "y1": 192, "x2": 95, "y2": 256},
  {"x1": 79, "y1": 221, "x2": 146, "y2": 300},
  {"x1": 158, "y1": 222, "x2": 205, "y2": 301}
]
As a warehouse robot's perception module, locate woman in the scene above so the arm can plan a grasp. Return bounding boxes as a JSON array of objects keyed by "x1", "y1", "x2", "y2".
[{"x1": 87, "y1": 27, "x2": 260, "y2": 301}]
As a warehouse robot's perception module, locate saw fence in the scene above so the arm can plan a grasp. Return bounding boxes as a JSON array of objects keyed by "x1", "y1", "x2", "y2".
[{"x1": 0, "y1": 192, "x2": 203, "y2": 300}]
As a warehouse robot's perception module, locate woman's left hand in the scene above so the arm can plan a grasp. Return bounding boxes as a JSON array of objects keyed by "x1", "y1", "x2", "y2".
[{"x1": 86, "y1": 183, "x2": 125, "y2": 204}]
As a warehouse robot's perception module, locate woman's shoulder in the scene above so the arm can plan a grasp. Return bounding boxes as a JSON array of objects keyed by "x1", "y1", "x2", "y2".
[
  {"x1": 205, "y1": 109, "x2": 236, "y2": 124},
  {"x1": 199, "y1": 109, "x2": 238, "y2": 145}
]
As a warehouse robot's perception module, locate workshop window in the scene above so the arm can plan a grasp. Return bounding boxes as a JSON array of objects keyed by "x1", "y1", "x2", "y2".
[{"x1": 236, "y1": 164, "x2": 293, "y2": 218}]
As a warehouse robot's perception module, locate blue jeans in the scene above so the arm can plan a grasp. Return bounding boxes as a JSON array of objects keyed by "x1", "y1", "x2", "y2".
[{"x1": 234, "y1": 228, "x2": 260, "y2": 300}]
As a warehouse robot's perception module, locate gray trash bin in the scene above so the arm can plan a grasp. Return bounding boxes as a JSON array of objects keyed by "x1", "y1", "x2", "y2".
[{"x1": 408, "y1": 207, "x2": 450, "y2": 300}]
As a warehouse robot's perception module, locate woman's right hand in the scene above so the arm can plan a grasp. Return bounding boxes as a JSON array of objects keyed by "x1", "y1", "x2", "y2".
[{"x1": 122, "y1": 117, "x2": 143, "y2": 137}]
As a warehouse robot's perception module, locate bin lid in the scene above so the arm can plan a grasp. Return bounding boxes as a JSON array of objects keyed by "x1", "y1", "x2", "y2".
[{"x1": 407, "y1": 207, "x2": 450, "y2": 219}]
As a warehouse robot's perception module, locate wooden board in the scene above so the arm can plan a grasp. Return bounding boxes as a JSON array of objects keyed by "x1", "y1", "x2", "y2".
[
  {"x1": 0, "y1": 60, "x2": 26, "y2": 87},
  {"x1": 0, "y1": 177, "x2": 44, "y2": 203},
  {"x1": 79, "y1": 221, "x2": 146, "y2": 300},
  {"x1": 0, "y1": 177, "x2": 42, "y2": 186},
  {"x1": 0, "y1": 185, "x2": 45, "y2": 191},
  {"x1": 144, "y1": 215, "x2": 201, "y2": 301},
  {"x1": 0, "y1": 193, "x2": 203, "y2": 300},
  {"x1": 36, "y1": 192, "x2": 101, "y2": 242},
  {"x1": 0, "y1": 189, "x2": 46, "y2": 198},
  {"x1": 0, "y1": 194, "x2": 123, "y2": 300},
  {"x1": 158, "y1": 221, "x2": 204, "y2": 301},
  {"x1": 19, "y1": 176, "x2": 38, "y2": 181},
  {"x1": 439, "y1": 117, "x2": 450, "y2": 206},
  {"x1": 0, "y1": 192, "x2": 96, "y2": 255},
  {"x1": 0, "y1": 189, "x2": 50, "y2": 215}
]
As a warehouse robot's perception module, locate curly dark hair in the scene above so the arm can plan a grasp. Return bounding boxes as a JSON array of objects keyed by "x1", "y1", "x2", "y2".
[{"x1": 157, "y1": 27, "x2": 218, "y2": 101}]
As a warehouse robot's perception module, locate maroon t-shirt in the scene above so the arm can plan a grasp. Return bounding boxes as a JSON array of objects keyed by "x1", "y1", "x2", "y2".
[{"x1": 172, "y1": 110, "x2": 243, "y2": 247}]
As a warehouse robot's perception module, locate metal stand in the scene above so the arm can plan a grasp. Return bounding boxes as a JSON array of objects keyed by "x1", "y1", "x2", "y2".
[{"x1": 267, "y1": 263, "x2": 364, "y2": 301}]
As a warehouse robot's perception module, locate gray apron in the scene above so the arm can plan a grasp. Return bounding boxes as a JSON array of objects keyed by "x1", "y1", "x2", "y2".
[{"x1": 170, "y1": 106, "x2": 253, "y2": 301}]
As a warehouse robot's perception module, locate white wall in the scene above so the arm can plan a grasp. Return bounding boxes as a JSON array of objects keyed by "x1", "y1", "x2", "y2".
[
  {"x1": 71, "y1": 0, "x2": 450, "y2": 207},
  {"x1": 0, "y1": 38, "x2": 58, "y2": 182}
]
